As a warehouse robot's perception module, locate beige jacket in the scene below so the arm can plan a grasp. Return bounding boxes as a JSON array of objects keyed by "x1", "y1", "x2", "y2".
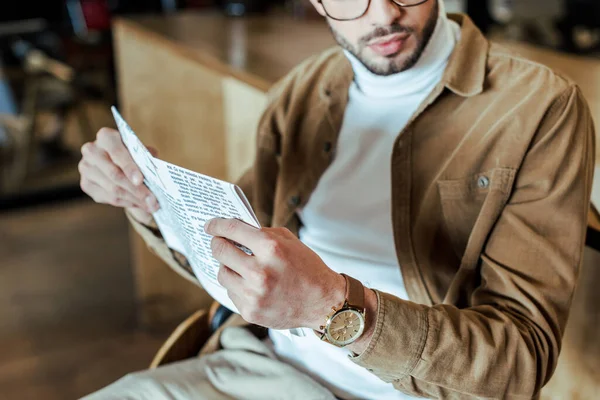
[{"x1": 127, "y1": 14, "x2": 596, "y2": 399}]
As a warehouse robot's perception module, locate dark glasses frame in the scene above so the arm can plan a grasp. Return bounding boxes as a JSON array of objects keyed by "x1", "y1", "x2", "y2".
[{"x1": 318, "y1": 0, "x2": 431, "y2": 22}]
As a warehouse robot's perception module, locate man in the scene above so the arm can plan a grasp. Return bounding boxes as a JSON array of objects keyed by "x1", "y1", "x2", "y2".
[{"x1": 79, "y1": 0, "x2": 596, "y2": 398}]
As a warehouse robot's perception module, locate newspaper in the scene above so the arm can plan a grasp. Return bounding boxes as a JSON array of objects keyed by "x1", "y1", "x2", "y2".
[{"x1": 111, "y1": 107, "x2": 303, "y2": 337}]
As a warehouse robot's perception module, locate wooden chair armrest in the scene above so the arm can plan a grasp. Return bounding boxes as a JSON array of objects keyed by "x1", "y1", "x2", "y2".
[
  {"x1": 589, "y1": 205, "x2": 600, "y2": 232},
  {"x1": 587, "y1": 205, "x2": 600, "y2": 251}
]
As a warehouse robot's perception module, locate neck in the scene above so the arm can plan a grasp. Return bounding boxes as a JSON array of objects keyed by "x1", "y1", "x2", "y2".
[{"x1": 344, "y1": 8, "x2": 459, "y2": 99}]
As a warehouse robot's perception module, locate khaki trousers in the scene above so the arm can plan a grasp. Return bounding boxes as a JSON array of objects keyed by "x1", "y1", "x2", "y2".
[{"x1": 81, "y1": 324, "x2": 336, "y2": 400}]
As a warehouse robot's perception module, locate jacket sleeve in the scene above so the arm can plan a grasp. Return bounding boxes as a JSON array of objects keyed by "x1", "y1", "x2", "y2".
[{"x1": 350, "y1": 85, "x2": 596, "y2": 399}]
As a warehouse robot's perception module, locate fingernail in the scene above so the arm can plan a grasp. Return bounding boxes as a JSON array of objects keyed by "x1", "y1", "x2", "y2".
[
  {"x1": 145, "y1": 196, "x2": 158, "y2": 212},
  {"x1": 132, "y1": 172, "x2": 143, "y2": 185},
  {"x1": 204, "y1": 220, "x2": 212, "y2": 233}
]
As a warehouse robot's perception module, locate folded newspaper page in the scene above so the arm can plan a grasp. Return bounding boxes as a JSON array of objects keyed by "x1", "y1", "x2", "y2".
[{"x1": 112, "y1": 107, "x2": 302, "y2": 337}]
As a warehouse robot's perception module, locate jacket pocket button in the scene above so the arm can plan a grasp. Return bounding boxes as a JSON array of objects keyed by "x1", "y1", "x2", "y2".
[{"x1": 477, "y1": 176, "x2": 490, "y2": 189}]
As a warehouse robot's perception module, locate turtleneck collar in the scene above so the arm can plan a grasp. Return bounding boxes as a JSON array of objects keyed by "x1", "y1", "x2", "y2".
[{"x1": 344, "y1": 1, "x2": 460, "y2": 99}]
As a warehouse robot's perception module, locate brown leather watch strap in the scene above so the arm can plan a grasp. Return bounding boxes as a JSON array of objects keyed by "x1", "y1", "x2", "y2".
[{"x1": 342, "y1": 274, "x2": 365, "y2": 311}]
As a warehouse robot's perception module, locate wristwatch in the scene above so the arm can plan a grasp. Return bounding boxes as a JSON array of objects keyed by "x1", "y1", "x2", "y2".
[{"x1": 317, "y1": 274, "x2": 366, "y2": 347}]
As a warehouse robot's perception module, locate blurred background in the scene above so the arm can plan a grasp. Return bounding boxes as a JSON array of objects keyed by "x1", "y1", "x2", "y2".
[{"x1": 0, "y1": 1, "x2": 598, "y2": 399}]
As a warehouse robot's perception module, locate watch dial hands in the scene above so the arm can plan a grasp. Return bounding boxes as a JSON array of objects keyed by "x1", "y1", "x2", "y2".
[{"x1": 331, "y1": 326, "x2": 348, "y2": 333}]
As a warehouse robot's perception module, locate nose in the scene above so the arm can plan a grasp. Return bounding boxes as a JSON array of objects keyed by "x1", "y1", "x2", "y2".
[{"x1": 366, "y1": 0, "x2": 403, "y2": 26}]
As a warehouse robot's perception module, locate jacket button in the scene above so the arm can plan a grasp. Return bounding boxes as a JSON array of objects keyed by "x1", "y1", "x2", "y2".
[
  {"x1": 478, "y1": 176, "x2": 490, "y2": 189},
  {"x1": 324, "y1": 142, "x2": 332, "y2": 153},
  {"x1": 289, "y1": 195, "x2": 301, "y2": 207}
]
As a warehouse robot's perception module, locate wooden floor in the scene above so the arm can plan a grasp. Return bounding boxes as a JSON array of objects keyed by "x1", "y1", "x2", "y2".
[{"x1": 0, "y1": 199, "x2": 170, "y2": 399}]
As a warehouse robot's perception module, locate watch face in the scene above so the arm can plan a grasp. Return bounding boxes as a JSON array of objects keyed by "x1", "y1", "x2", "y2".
[{"x1": 325, "y1": 308, "x2": 365, "y2": 347}]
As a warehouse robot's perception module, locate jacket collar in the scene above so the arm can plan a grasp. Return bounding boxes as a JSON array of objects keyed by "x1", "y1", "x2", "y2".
[
  {"x1": 443, "y1": 14, "x2": 488, "y2": 97},
  {"x1": 319, "y1": 14, "x2": 489, "y2": 102}
]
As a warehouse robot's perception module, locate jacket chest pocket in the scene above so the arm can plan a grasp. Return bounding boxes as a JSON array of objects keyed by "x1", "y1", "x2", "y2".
[{"x1": 437, "y1": 168, "x2": 516, "y2": 260}]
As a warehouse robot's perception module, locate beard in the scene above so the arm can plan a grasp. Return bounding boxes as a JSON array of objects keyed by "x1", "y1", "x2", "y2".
[{"x1": 330, "y1": 0, "x2": 439, "y2": 76}]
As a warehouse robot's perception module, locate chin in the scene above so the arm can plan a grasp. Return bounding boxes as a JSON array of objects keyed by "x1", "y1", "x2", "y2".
[
  {"x1": 362, "y1": 50, "x2": 417, "y2": 76},
  {"x1": 390, "y1": 51, "x2": 416, "y2": 68}
]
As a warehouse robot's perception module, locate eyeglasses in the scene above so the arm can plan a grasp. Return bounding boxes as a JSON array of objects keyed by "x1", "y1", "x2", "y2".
[{"x1": 318, "y1": 0, "x2": 431, "y2": 22}]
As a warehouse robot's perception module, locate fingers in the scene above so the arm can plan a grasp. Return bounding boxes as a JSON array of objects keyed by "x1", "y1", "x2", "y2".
[
  {"x1": 80, "y1": 178, "x2": 138, "y2": 208},
  {"x1": 95, "y1": 128, "x2": 144, "y2": 185},
  {"x1": 204, "y1": 218, "x2": 263, "y2": 251},
  {"x1": 221, "y1": 270, "x2": 246, "y2": 314},
  {"x1": 78, "y1": 155, "x2": 143, "y2": 205},
  {"x1": 81, "y1": 142, "x2": 152, "y2": 201},
  {"x1": 80, "y1": 127, "x2": 161, "y2": 213},
  {"x1": 217, "y1": 264, "x2": 243, "y2": 291},
  {"x1": 211, "y1": 236, "x2": 254, "y2": 278},
  {"x1": 127, "y1": 206, "x2": 155, "y2": 226}
]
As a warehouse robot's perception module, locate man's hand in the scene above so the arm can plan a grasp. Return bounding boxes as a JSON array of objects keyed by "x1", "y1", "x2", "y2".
[
  {"x1": 205, "y1": 218, "x2": 347, "y2": 331},
  {"x1": 79, "y1": 127, "x2": 160, "y2": 224}
]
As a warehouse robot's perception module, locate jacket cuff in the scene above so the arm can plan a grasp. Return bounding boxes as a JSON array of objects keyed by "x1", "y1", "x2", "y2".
[{"x1": 350, "y1": 291, "x2": 429, "y2": 383}]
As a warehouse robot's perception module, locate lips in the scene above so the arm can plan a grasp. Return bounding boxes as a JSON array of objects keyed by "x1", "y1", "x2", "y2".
[{"x1": 368, "y1": 34, "x2": 410, "y2": 57}]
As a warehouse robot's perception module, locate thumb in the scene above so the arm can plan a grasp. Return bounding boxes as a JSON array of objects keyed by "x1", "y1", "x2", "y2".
[{"x1": 146, "y1": 145, "x2": 159, "y2": 157}]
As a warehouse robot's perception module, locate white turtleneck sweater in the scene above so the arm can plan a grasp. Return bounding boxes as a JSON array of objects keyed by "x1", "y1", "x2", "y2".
[{"x1": 269, "y1": 5, "x2": 461, "y2": 399}]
